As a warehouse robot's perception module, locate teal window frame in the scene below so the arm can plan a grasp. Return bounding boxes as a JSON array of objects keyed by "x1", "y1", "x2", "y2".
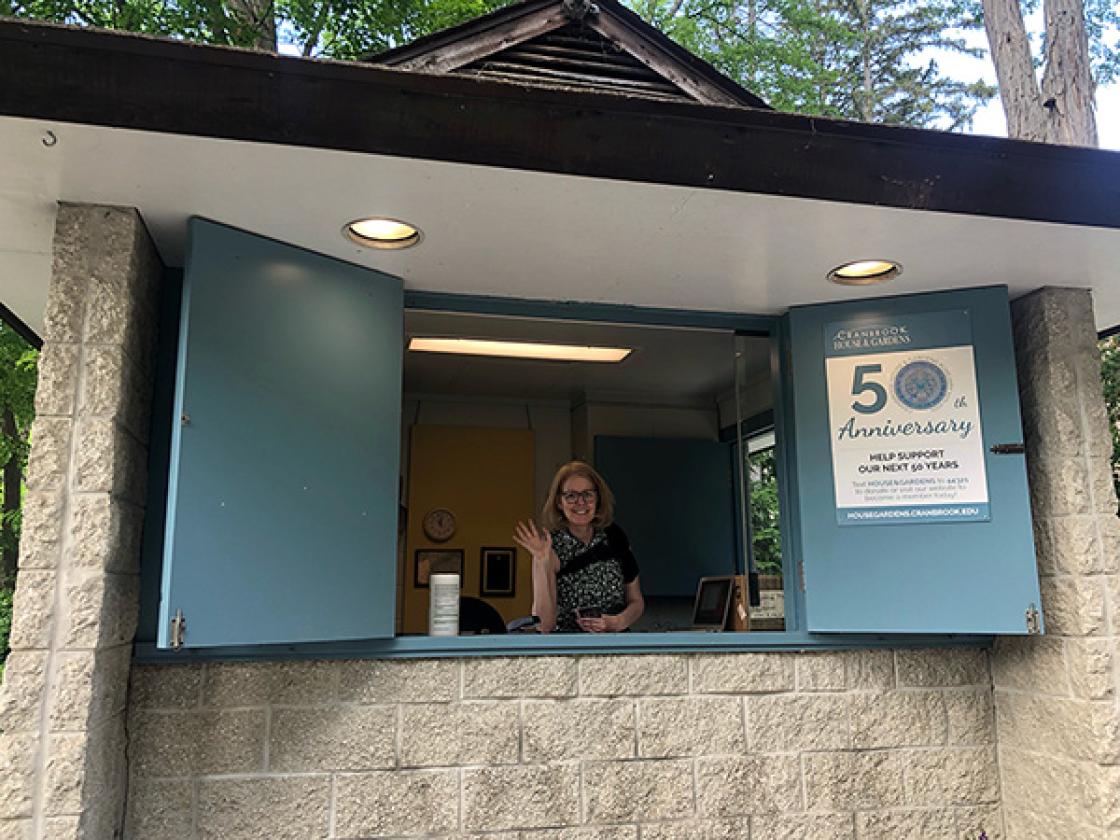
[{"x1": 136, "y1": 288, "x2": 991, "y2": 663}]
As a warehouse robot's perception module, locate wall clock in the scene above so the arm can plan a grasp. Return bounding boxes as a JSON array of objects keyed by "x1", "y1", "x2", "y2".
[{"x1": 422, "y1": 507, "x2": 457, "y2": 543}]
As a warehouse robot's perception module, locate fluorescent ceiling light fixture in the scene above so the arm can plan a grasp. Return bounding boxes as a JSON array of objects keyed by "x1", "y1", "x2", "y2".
[
  {"x1": 408, "y1": 337, "x2": 632, "y2": 363},
  {"x1": 828, "y1": 259, "x2": 901, "y2": 285},
  {"x1": 344, "y1": 217, "x2": 422, "y2": 249}
]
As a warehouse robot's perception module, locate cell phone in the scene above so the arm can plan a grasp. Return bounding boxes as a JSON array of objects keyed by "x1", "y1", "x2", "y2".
[{"x1": 576, "y1": 606, "x2": 603, "y2": 619}]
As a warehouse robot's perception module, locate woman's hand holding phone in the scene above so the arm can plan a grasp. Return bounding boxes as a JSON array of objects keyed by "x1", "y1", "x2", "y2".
[{"x1": 577, "y1": 606, "x2": 621, "y2": 632}]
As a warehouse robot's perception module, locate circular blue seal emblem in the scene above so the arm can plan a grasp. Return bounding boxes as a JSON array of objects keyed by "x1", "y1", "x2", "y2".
[{"x1": 893, "y1": 359, "x2": 949, "y2": 410}]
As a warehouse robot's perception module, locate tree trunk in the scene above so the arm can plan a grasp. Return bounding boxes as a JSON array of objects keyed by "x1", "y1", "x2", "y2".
[
  {"x1": 1, "y1": 407, "x2": 20, "y2": 588},
  {"x1": 854, "y1": 0, "x2": 874, "y2": 121},
  {"x1": 1039, "y1": 0, "x2": 1097, "y2": 145},
  {"x1": 227, "y1": 0, "x2": 278, "y2": 51},
  {"x1": 983, "y1": 0, "x2": 1097, "y2": 146}
]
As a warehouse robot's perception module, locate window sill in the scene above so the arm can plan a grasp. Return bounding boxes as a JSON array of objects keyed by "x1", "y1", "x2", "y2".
[{"x1": 132, "y1": 630, "x2": 993, "y2": 663}]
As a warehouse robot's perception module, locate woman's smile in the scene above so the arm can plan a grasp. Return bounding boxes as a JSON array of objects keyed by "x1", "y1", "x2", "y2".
[{"x1": 560, "y1": 478, "x2": 598, "y2": 534}]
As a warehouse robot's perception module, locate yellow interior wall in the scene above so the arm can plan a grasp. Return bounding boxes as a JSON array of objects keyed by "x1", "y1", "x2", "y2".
[{"x1": 402, "y1": 425, "x2": 535, "y2": 634}]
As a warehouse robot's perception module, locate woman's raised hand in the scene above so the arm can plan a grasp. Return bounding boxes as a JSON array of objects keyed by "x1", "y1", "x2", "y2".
[{"x1": 513, "y1": 520, "x2": 552, "y2": 559}]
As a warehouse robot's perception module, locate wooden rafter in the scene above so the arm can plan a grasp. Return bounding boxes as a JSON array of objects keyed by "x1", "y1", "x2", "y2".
[
  {"x1": 374, "y1": 0, "x2": 768, "y2": 109},
  {"x1": 382, "y1": 5, "x2": 571, "y2": 75},
  {"x1": 587, "y1": 12, "x2": 741, "y2": 107}
]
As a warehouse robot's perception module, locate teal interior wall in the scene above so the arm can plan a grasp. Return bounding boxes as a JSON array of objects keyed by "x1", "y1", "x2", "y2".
[{"x1": 595, "y1": 436, "x2": 738, "y2": 598}]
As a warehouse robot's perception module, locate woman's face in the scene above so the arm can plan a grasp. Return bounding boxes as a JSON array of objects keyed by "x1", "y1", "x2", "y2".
[{"x1": 558, "y1": 474, "x2": 598, "y2": 528}]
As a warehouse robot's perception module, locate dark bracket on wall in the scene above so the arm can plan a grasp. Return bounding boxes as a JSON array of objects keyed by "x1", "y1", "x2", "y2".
[{"x1": 0, "y1": 299, "x2": 42, "y2": 349}]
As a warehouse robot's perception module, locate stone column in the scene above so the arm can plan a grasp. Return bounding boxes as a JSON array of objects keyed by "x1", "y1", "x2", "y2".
[
  {"x1": 993, "y1": 287, "x2": 1120, "y2": 838},
  {"x1": 0, "y1": 205, "x2": 161, "y2": 840}
]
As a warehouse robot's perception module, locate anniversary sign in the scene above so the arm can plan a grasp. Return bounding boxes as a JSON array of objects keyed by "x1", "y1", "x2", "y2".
[{"x1": 824, "y1": 310, "x2": 989, "y2": 526}]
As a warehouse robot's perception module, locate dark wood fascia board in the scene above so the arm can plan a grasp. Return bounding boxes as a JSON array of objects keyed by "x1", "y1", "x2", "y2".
[{"x1": 1, "y1": 19, "x2": 1118, "y2": 231}]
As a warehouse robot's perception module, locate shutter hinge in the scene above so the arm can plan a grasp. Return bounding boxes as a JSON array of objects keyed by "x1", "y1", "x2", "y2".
[
  {"x1": 170, "y1": 609, "x2": 186, "y2": 650},
  {"x1": 181, "y1": 412, "x2": 191, "y2": 426},
  {"x1": 990, "y1": 442, "x2": 1025, "y2": 455},
  {"x1": 1025, "y1": 603, "x2": 1041, "y2": 635},
  {"x1": 798, "y1": 560, "x2": 806, "y2": 593}
]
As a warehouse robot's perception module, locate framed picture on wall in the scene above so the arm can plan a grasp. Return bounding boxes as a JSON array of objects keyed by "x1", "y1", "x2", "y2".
[
  {"x1": 480, "y1": 547, "x2": 516, "y2": 597},
  {"x1": 415, "y1": 549, "x2": 463, "y2": 588}
]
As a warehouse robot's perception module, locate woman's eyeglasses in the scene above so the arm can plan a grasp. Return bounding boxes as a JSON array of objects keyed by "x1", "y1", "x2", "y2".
[{"x1": 561, "y1": 489, "x2": 598, "y2": 505}]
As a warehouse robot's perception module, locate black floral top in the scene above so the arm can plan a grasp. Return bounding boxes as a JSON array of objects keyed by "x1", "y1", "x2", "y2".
[{"x1": 552, "y1": 523, "x2": 639, "y2": 632}]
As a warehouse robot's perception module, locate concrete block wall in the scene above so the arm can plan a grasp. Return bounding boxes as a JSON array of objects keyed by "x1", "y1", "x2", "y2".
[
  {"x1": 125, "y1": 650, "x2": 1000, "y2": 840},
  {"x1": 0, "y1": 205, "x2": 162, "y2": 840},
  {"x1": 992, "y1": 288, "x2": 1120, "y2": 838}
]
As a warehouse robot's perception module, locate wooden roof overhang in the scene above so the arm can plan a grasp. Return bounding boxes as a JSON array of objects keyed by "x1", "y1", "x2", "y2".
[
  {"x1": 371, "y1": 0, "x2": 771, "y2": 109},
  {"x1": 1, "y1": 19, "x2": 1116, "y2": 228},
  {"x1": 1, "y1": 18, "x2": 1119, "y2": 338}
]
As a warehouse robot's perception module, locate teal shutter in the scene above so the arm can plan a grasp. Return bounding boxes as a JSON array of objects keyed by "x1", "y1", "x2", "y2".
[
  {"x1": 788, "y1": 286, "x2": 1041, "y2": 634},
  {"x1": 158, "y1": 219, "x2": 403, "y2": 648}
]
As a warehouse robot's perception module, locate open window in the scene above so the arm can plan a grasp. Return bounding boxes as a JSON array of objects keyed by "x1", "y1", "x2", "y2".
[
  {"x1": 396, "y1": 308, "x2": 785, "y2": 635},
  {"x1": 741, "y1": 422, "x2": 784, "y2": 630}
]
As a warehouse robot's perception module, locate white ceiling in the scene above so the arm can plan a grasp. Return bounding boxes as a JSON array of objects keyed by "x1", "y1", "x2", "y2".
[{"x1": 2, "y1": 114, "x2": 1120, "y2": 337}]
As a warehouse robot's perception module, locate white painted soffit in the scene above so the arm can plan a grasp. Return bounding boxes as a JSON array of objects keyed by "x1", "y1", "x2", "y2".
[{"x1": 2, "y1": 115, "x2": 1119, "y2": 337}]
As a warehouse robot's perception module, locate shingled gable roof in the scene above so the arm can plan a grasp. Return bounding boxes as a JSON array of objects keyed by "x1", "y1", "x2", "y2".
[{"x1": 371, "y1": 0, "x2": 770, "y2": 109}]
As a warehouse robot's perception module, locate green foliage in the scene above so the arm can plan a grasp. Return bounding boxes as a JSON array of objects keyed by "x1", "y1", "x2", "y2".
[
  {"x1": 0, "y1": 324, "x2": 38, "y2": 580},
  {"x1": 1099, "y1": 335, "x2": 1120, "y2": 504},
  {"x1": 0, "y1": 585, "x2": 12, "y2": 677},
  {"x1": 0, "y1": 327, "x2": 37, "y2": 463},
  {"x1": 1082, "y1": 0, "x2": 1120, "y2": 85},
  {"x1": 306, "y1": 0, "x2": 516, "y2": 58},
  {"x1": 628, "y1": 0, "x2": 995, "y2": 128},
  {"x1": 6, "y1": 0, "x2": 516, "y2": 57},
  {"x1": 748, "y1": 446, "x2": 783, "y2": 574}
]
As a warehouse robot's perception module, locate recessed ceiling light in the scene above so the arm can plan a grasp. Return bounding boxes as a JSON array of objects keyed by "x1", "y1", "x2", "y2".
[
  {"x1": 344, "y1": 217, "x2": 422, "y2": 249},
  {"x1": 408, "y1": 338, "x2": 632, "y2": 363},
  {"x1": 828, "y1": 259, "x2": 901, "y2": 285}
]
